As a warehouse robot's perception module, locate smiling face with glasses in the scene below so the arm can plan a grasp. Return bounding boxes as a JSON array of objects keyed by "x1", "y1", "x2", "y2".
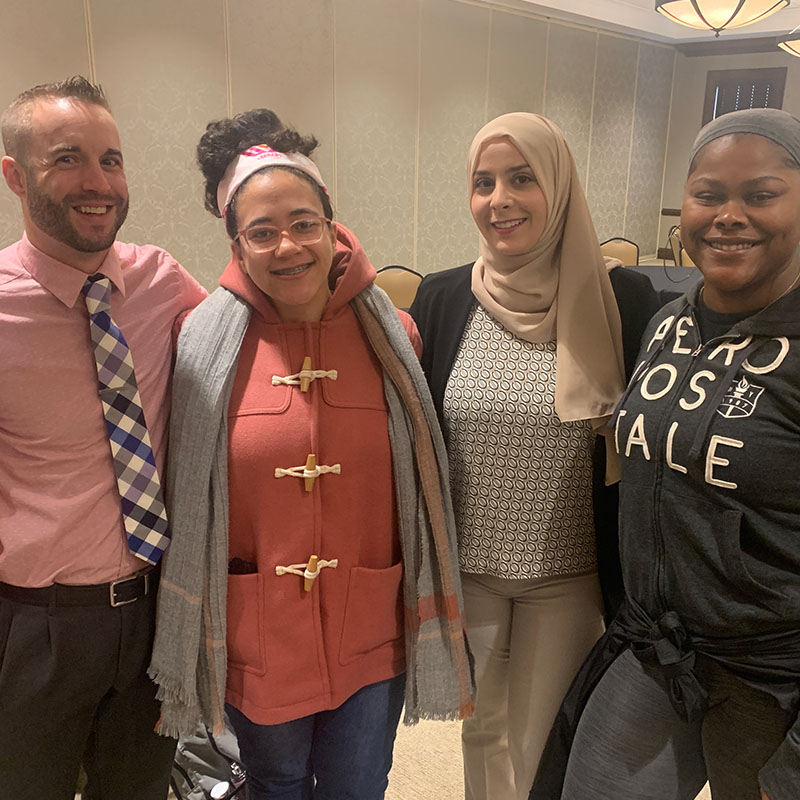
[{"x1": 232, "y1": 168, "x2": 337, "y2": 322}]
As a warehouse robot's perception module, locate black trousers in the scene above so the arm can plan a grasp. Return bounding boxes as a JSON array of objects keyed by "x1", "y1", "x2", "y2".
[{"x1": 0, "y1": 582, "x2": 176, "y2": 800}]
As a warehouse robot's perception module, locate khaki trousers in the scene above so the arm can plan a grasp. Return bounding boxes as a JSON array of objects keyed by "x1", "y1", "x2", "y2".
[{"x1": 461, "y1": 571, "x2": 605, "y2": 800}]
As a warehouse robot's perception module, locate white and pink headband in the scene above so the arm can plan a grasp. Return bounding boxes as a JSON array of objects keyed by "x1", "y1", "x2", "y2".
[{"x1": 216, "y1": 144, "x2": 328, "y2": 217}]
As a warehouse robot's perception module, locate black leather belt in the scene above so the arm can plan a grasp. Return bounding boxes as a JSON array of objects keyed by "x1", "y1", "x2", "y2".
[{"x1": 0, "y1": 569, "x2": 155, "y2": 608}]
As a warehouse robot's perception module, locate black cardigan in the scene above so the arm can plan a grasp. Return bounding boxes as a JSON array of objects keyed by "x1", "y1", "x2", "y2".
[{"x1": 409, "y1": 263, "x2": 661, "y2": 619}]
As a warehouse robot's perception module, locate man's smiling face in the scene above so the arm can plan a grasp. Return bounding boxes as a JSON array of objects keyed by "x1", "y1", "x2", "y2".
[{"x1": 16, "y1": 98, "x2": 129, "y2": 267}]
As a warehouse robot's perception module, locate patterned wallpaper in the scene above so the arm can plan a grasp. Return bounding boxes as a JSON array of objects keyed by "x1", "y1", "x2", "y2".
[
  {"x1": 585, "y1": 35, "x2": 638, "y2": 243},
  {"x1": 416, "y1": 0, "x2": 489, "y2": 273},
  {"x1": 0, "y1": 0, "x2": 676, "y2": 287},
  {"x1": 91, "y1": 0, "x2": 232, "y2": 288},
  {"x1": 627, "y1": 44, "x2": 676, "y2": 258},
  {"x1": 0, "y1": 0, "x2": 90, "y2": 252},
  {"x1": 544, "y1": 24, "x2": 598, "y2": 193},
  {"x1": 334, "y1": 0, "x2": 421, "y2": 271}
]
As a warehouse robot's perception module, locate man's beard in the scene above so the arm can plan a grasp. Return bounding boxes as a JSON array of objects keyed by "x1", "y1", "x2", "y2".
[{"x1": 26, "y1": 177, "x2": 129, "y2": 253}]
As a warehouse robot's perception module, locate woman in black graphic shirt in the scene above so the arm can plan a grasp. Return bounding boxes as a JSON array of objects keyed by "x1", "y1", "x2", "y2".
[{"x1": 533, "y1": 108, "x2": 800, "y2": 800}]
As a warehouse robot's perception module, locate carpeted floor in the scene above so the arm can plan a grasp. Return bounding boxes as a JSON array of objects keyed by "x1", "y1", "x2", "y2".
[{"x1": 387, "y1": 719, "x2": 463, "y2": 799}]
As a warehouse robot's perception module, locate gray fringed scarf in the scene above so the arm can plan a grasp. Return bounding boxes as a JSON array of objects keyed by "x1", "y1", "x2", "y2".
[{"x1": 149, "y1": 284, "x2": 474, "y2": 737}]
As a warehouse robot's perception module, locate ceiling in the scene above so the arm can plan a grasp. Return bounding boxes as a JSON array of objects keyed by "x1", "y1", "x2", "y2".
[{"x1": 497, "y1": 0, "x2": 800, "y2": 43}]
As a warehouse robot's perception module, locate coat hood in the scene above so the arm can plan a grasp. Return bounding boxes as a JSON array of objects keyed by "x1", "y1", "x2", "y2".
[{"x1": 218, "y1": 223, "x2": 377, "y2": 322}]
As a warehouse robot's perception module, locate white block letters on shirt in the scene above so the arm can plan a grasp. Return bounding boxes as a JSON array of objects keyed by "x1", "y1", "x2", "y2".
[
  {"x1": 705, "y1": 436, "x2": 743, "y2": 489},
  {"x1": 619, "y1": 317, "x2": 790, "y2": 490},
  {"x1": 679, "y1": 370, "x2": 715, "y2": 411}
]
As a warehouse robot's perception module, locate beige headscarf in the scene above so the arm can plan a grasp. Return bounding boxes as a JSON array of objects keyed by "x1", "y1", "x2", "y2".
[{"x1": 469, "y1": 112, "x2": 625, "y2": 424}]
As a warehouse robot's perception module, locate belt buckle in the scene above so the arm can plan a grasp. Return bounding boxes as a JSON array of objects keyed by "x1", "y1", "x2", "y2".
[{"x1": 109, "y1": 571, "x2": 149, "y2": 607}]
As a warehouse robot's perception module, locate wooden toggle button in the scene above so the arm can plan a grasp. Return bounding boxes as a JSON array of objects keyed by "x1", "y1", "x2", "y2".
[
  {"x1": 299, "y1": 356, "x2": 313, "y2": 393},
  {"x1": 304, "y1": 454, "x2": 317, "y2": 492},
  {"x1": 304, "y1": 555, "x2": 319, "y2": 592}
]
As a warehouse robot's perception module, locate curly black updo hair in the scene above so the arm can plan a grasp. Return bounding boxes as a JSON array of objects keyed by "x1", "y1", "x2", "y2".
[{"x1": 196, "y1": 108, "x2": 333, "y2": 240}]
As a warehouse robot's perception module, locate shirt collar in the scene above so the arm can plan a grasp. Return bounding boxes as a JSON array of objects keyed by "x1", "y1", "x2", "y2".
[{"x1": 18, "y1": 233, "x2": 126, "y2": 308}]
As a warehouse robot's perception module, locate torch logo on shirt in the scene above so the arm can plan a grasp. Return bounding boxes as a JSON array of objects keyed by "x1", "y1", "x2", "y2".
[{"x1": 717, "y1": 376, "x2": 765, "y2": 419}]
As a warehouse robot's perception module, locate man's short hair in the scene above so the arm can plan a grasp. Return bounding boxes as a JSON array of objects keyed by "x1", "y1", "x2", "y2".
[{"x1": 1, "y1": 76, "x2": 110, "y2": 162}]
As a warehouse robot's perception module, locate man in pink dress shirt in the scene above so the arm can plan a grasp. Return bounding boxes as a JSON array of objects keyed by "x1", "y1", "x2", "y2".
[{"x1": 0, "y1": 76, "x2": 206, "y2": 800}]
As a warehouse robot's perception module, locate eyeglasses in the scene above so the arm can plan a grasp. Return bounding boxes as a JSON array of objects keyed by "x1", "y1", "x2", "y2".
[{"x1": 234, "y1": 216, "x2": 331, "y2": 254}]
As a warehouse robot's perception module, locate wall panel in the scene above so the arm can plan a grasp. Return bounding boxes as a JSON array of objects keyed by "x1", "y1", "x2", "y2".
[
  {"x1": 626, "y1": 43, "x2": 675, "y2": 257},
  {"x1": 334, "y1": 0, "x2": 419, "y2": 269},
  {"x1": 586, "y1": 35, "x2": 638, "y2": 243},
  {"x1": 486, "y1": 12, "x2": 547, "y2": 119},
  {"x1": 229, "y1": 0, "x2": 335, "y2": 193},
  {"x1": 0, "y1": 0, "x2": 681, "y2": 284},
  {"x1": 91, "y1": 0, "x2": 230, "y2": 286},
  {"x1": 544, "y1": 25, "x2": 597, "y2": 187},
  {"x1": 416, "y1": 0, "x2": 489, "y2": 274},
  {"x1": 0, "y1": 0, "x2": 89, "y2": 248}
]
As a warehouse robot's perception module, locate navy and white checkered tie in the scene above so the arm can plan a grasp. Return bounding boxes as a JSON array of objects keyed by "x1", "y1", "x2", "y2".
[{"x1": 82, "y1": 275, "x2": 170, "y2": 565}]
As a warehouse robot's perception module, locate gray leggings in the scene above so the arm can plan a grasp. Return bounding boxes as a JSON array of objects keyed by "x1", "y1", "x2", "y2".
[{"x1": 561, "y1": 649, "x2": 795, "y2": 800}]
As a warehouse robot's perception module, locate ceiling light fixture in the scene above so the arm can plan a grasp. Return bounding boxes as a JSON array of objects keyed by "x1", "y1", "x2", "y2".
[
  {"x1": 655, "y1": 0, "x2": 790, "y2": 37},
  {"x1": 779, "y1": 24, "x2": 800, "y2": 53}
]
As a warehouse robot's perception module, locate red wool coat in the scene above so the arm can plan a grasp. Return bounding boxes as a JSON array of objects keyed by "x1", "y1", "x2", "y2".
[{"x1": 220, "y1": 232, "x2": 421, "y2": 725}]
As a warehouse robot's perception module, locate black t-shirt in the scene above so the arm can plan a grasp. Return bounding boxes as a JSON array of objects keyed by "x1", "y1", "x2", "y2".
[{"x1": 695, "y1": 294, "x2": 761, "y2": 341}]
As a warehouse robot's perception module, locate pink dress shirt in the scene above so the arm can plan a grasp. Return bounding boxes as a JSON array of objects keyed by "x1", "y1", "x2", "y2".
[{"x1": 0, "y1": 235, "x2": 207, "y2": 587}]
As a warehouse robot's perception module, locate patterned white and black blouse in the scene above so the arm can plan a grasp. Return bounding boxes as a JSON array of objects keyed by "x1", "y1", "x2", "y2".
[{"x1": 443, "y1": 304, "x2": 597, "y2": 579}]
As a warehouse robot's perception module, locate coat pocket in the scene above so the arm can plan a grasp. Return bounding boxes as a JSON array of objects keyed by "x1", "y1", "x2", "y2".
[
  {"x1": 339, "y1": 562, "x2": 404, "y2": 665},
  {"x1": 226, "y1": 573, "x2": 266, "y2": 675}
]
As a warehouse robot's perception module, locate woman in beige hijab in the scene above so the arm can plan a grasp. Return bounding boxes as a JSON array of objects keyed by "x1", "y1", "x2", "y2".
[{"x1": 409, "y1": 112, "x2": 659, "y2": 800}]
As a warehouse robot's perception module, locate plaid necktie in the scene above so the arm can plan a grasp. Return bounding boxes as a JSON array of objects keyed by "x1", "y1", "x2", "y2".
[{"x1": 82, "y1": 275, "x2": 170, "y2": 565}]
